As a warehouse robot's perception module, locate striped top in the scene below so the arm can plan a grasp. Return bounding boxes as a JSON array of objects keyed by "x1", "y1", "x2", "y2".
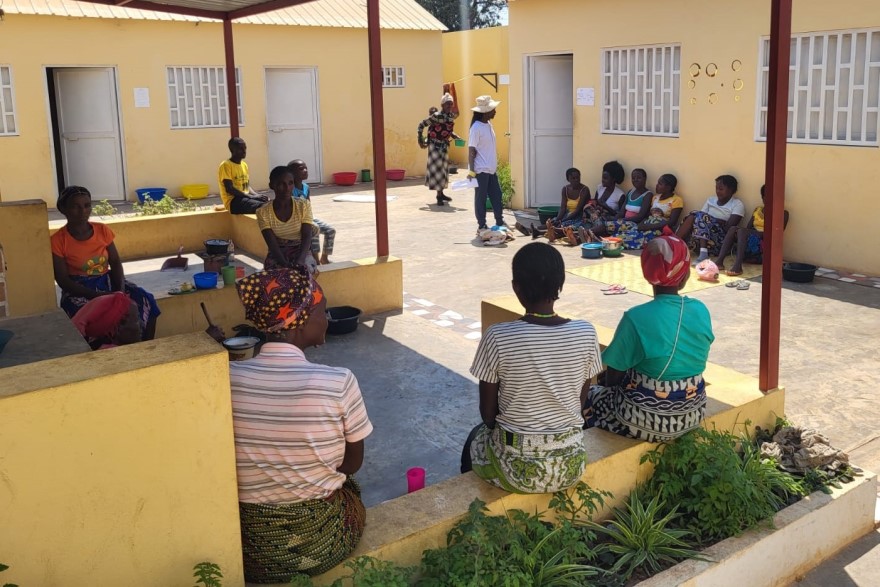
[
  {"x1": 256, "y1": 198, "x2": 315, "y2": 242},
  {"x1": 470, "y1": 319, "x2": 603, "y2": 434},
  {"x1": 230, "y1": 343, "x2": 373, "y2": 504}
]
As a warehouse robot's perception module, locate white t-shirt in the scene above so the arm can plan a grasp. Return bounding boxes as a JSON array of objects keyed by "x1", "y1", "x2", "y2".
[
  {"x1": 468, "y1": 121, "x2": 497, "y2": 174},
  {"x1": 470, "y1": 319, "x2": 603, "y2": 434},
  {"x1": 596, "y1": 184, "x2": 625, "y2": 211},
  {"x1": 701, "y1": 196, "x2": 745, "y2": 221}
]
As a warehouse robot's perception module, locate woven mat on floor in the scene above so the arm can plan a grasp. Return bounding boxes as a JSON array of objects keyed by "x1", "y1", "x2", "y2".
[{"x1": 567, "y1": 256, "x2": 763, "y2": 296}]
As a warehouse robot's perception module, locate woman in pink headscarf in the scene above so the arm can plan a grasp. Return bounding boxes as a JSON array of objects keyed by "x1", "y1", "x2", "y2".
[{"x1": 584, "y1": 230, "x2": 715, "y2": 442}]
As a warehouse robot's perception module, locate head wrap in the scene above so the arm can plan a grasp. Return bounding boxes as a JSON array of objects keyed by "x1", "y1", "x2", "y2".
[
  {"x1": 640, "y1": 229, "x2": 690, "y2": 287},
  {"x1": 440, "y1": 93, "x2": 454, "y2": 105},
  {"x1": 71, "y1": 292, "x2": 132, "y2": 339},
  {"x1": 236, "y1": 268, "x2": 324, "y2": 332}
]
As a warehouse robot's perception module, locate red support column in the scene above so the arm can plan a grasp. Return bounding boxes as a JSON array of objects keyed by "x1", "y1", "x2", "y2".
[
  {"x1": 223, "y1": 17, "x2": 240, "y2": 138},
  {"x1": 366, "y1": 0, "x2": 390, "y2": 257},
  {"x1": 759, "y1": 0, "x2": 793, "y2": 392}
]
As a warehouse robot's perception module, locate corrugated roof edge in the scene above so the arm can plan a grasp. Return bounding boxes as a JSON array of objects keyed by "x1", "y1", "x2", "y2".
[{"x1": 3, "y1": 0, "x2": 448, "y2": 31}]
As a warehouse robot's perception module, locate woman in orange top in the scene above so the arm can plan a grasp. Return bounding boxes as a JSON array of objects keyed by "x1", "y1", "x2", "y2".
[{"x1": 51, "y1": 186, "x2": 160, "y2": 343}]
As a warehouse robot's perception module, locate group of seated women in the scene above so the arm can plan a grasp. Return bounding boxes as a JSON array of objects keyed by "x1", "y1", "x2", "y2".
[{"x1": 525, "y1": 162, "x2": 781, "y2": 275}]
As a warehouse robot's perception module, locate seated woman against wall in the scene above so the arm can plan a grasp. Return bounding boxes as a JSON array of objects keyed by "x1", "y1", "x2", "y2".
[
  {"x1": 676, "y1": 175, "x2": 745, "y2": 264},
  {"x1": 594, "y1": 160, "x2": 627, "y2": 220},
  {"x1": 258, "y1": 166, "x2": 317, "y2": 274},
  {"x1": 584, "y1": 230, "x2": 714, "y2": 443},
  {"x1": 713, "y1": 184, "x2": 790, "y2": 276},
  {"x1": 231, "y1": 268, "x2": 373, "y2": 583},
  {"x1": 535, "y1": 167, "x2": 593, "y2": 244},
  {"x1": 462, "y1": 242, "x2": 603, "y2": 493},
  {"x1": 51, "y1": 185, "x2": 160, "y2": 341},
  {"x1": 594, "y1": 173, "x2": 683, "y2": 249}
]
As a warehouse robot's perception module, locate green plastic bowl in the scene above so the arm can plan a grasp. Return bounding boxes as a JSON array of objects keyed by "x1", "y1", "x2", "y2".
[{"x1": 537, "y1": 206, "x2": 560, "y2": 224}]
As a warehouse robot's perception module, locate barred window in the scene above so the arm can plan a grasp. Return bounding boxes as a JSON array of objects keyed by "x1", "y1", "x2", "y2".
[
  {"x1": 167, "y1": 66, "x2": 244, "y2": 129},
  {"x1": 382, "y1": 66, "x2": 406, "y2": 88},
  {"x1": 602, "y1": 45, "x2": 681, "y2": 137},
  {"x1": 757, "y1": 29, "x2": 880, "y2": 146},
  {"x1": 0, "y1": 66, "x2": 18, "y2": 136}
]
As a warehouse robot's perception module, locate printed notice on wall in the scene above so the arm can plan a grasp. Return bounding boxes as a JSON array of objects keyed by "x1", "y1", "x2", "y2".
[
  {"x1": 576, "y1": 87, "x2": 595, "y2": 106},
  {"x1": 134, "y1": 88, "x2": 150, "y2": 108}
]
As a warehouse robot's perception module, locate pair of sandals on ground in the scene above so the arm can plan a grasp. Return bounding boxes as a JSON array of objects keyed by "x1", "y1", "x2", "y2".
[{"x1": 513, "y1": 220, "x2": 601, "y2": 246}]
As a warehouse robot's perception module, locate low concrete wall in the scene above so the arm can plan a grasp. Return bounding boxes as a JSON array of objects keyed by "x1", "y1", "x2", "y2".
[
  {"x1": 154, "y1": 256, "x2": 404, "y2": 338},
  {"x1": 0, "y1": 334, "x2": 244, "y2": 587},
  {"x1": 304, "y1": 296, "x2": 786, "y2": 585},
  {"x1": 0, "y1": 200, "x2": 57, "y2": 317}
]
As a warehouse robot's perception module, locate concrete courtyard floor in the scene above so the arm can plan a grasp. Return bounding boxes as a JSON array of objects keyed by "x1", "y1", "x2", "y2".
[{"x1": 51, "y1": 174, "x2": 880, "y2": 580}]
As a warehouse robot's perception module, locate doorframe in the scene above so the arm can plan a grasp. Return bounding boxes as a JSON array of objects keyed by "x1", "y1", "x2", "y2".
[
  {"x1": 263, "y1": 66, "x2": 324, "y2": 183},
  {"x1": 523, "y1": 52, "x2": 574, "y2": 208},
  {"x1": 43, "y1": 65, "x2": 128, "y2": 203}
]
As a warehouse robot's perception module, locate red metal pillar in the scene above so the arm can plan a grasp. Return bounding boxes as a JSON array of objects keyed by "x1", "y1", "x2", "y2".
[
  {"x1": 366, "y1": 0, "x2": 390, "y2": 257},
  {"x1": 223, "y1": 17, "x2": 240, "y2": 138},
  {"x1": 759, "y1": 0, "x2": 793, "y2": 392}
]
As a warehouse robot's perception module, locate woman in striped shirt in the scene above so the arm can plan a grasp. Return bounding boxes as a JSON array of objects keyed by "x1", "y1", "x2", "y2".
[{"x1": 462, "y1": 242, "x2": 603, "y2": 493}]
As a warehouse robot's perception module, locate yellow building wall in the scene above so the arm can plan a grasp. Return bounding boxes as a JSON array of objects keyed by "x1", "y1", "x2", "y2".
[
  {"x1": 0, "y1": 201, "x2": 59, "y2": 317},
  {"x1": 0, "y1": 14, "x2": 441, "y2": 206},
  {"x1": 442, "y1": 27, "x2": 510, "y2": 165},
  {"x1": 0, "y1": 334, "x2": 244, "y2": 587},
  {"x1": 508, "y1": 0, "x2": 880, "y2": 274}
]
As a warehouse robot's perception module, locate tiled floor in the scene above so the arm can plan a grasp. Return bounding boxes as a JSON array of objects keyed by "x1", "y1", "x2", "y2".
[
  {"x1": 816, "y1": 266, "x2": 880, "y2": 289},
  {"x1": 402, "y1": 291, "x2": 482, "y2": 341}
]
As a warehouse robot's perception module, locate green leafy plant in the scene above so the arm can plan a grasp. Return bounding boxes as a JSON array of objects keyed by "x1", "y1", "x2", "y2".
[
  {"x1": 549, "y1": 480, "x2": 613, "y2": 524},
  {"x1": 133, "y1": 195, "x2": 197, "y2": 216},
  {"x1": 418, "y1": 498, "x2": 602, "y2": 586},
  {"x1": 1, "y1": 562, "x2": 19, "y2": 587},
  {"x1": 584, "y1": 491, "x2": 703, "y2": 580},
  {"x1": 328, "y1": 556, "x2": 415, "y2": 587},
  {"x1": 497, "y1": 161, "x2": 515, "y2": 209},
  {"x1": 192, "y1": 561, "x2": 223, "y2": 587},
  {"x1": 92, "y1": 199, "x2": 118, "y2": 216},
  {"x1": 641, "y1": 427, "x2": 804, "y2": 544}
]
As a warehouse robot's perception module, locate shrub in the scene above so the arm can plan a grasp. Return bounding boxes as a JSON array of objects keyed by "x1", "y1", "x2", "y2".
[
  {"x1": 192, "y1": 562, "x2": 223, "y2": 587},
  {"x1": 92, "y1": 199, "x2": 118, "y2": 216},
  {"x1": 133, "y1": 195, "x2": 197, "y2": 216},
  {"x1": 497, "y1": 161, "x2": 515, "y2": 209}
]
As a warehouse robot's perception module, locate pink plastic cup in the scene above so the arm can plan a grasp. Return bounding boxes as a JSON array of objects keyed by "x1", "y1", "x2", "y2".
[{"x1": 406, "y1": 467, "x2": 426, "y2": 493}]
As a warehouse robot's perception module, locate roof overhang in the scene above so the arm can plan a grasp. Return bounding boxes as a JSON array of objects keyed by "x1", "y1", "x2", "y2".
[{"x1": 81, "y1": 0, "x2": 316, "y2": 20}]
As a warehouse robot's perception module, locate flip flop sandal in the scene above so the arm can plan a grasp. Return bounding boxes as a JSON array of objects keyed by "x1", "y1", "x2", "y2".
[
  {"x1": 725, "y1": 280, "x2": 740, "y2": 288},
  {"x1": 600, "y1": 284, "x2": 625, "y2": 292},
  {"x1": 736, "y1": 280, "x2": 751, "y2": 290},
  {"x1": 603, "y1": 287, "x2": 628, "y2": 295}
]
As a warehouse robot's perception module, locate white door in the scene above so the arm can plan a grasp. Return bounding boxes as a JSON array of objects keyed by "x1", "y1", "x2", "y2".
[
  {"x1": 54, "y1": 68, "x2": 125, "y2": 201},
  {"x1": 526, "y1": 55, "x2": 573, "y2": 207},
  {"x1": 265, "y1": 68, "x2": 322, "y2": 180}
]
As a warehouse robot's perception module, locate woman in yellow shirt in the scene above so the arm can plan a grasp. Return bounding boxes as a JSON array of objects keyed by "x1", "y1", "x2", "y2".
[{"x1": 257, "y1": 166, "x2": 316, "y2": 273}]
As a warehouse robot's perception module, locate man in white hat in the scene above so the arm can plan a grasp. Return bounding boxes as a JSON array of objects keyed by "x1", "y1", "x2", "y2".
[
  {"x1": 468, "y1": 95, "x2": 504, "y2": 231},
  {"x1": 418, "y1": 93, "x2": 460, "y2": 206}
]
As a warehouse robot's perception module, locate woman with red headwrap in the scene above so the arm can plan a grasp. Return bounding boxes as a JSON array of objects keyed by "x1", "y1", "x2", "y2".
[
  {"x1": 584, "y1": 230, "x2": 715, "y2": 442},
  {"x1": 230, "y1": 268, "x2": 372, "y2": 584},
  {"x1": 71, "y1": 292, "x2": 142, "y2": 350}
]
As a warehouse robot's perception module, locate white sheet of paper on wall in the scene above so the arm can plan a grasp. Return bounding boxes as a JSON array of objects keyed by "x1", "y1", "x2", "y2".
[
  {"x1": 499, "y1": 74, "x2": 510, "y2": 85},
  {"x1": 134, "y1": 88, "x2": 150, "y2": 108},
  {"x1": 576, "y1": 88, "x2": 595, "y2": 106}
]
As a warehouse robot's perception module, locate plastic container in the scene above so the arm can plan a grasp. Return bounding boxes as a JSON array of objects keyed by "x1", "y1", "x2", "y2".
[
  {"x1": 602, "y1": 247, "x2": 623, "y2": 258},
  {"x1": 332, "y1": 172, "x2": 358, "y2": 186},
  {"x1": 581, "y1": 243, "x2": 603, "y2": 259},
  {"x1": 221, "y1": 265, "x2": 236, "y2": 285},
  {"x1": 407, "y1": 467, "x2": 426, "y2": 493},
  {"x1": 326, "y1": 306, "x2": 362, "y2": 335},
  {"x1": 181, "y1": 184, "x2": 210, "y2": 200},
  {"x1": 386, "y1": 169, "x2": 406, "y2": 181},
  {"x1": 782, "y1": 262, "x2": 818, "y2": 283},
  {"x1": 222, "y1": 336, "x2": 260, "y2": 361},
  {"x1": 135, "y1": 187, "x2": 167, "y2": 203},
  {"x1": 454, "y1": 138, "x2": 466, "y2": 147},
  {"x1": 601, "y1": 237, "x2": 624, "y2": 256},
  {"x1": 537, "y1": 206, "x2": 561, "y2": 224},
  {"x1": 360, "y1": 169, "x2": 372, "y2": 182},
  {"x1": 193, "y1": 272, "x2": 219, "y2": 290}
]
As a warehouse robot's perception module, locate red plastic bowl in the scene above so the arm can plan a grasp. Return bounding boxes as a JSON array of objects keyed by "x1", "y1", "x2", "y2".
[
  {"x1": 333, "y1": 172, "x2": 358, "y2": 186},
  {"x1": 387, "y1": 169, "x2": 406, "y2": 181}
]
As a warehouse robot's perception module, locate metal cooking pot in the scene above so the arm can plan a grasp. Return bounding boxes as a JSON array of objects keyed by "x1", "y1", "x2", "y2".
[{"x1": 204, "y1": 239, "x2": 230, "y2": 255}]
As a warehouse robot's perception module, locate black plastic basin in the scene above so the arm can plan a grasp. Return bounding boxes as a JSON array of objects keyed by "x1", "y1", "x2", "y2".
[
  {"x1": 326, "y1": 306, "x2": 362, "y2": 335},
  {"x1": 782, "y1": 262, "x2": 818, "y2": 283}
]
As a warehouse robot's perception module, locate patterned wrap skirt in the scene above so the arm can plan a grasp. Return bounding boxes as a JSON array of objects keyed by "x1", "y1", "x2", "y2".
[
  {"x1": 584, "y1": 371, "x2": 706, "y2": 443},
  {"x1": 691, "y1": 211, "x2": 728, "y2": 254},
  {"x1": 469, "y1": 424, "x2": 586, "y2": 494},
  {"x1": 264, "y1": 237, "x2": 304, "y2": 270},
  {"x1": 239, "y1": 478, "x2": 366, "y2": 583},
  {"x1": 604, "y1": 219, "x2": 664, "y2": 249},
  {"x1": 425, "y1": 141, "x2": 451, "y2": 190},
  {"x1": 60, "y1": 273, "x2": 160, "y2": 331}
]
